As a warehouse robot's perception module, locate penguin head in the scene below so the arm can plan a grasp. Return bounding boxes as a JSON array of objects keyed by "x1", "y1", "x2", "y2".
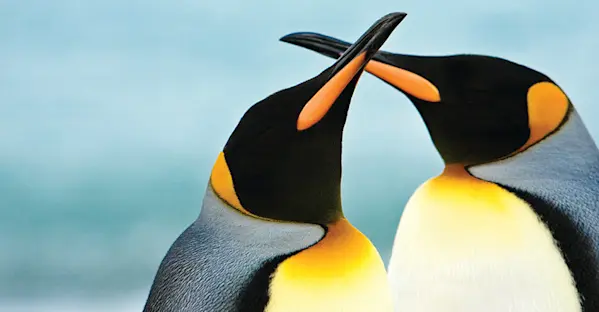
[
  {"x1": 210, "y1": 13, "x2": 405, "y2": 225},
  {"x1": 280, "y1": 33, "x2": 571, "y2": 166}
]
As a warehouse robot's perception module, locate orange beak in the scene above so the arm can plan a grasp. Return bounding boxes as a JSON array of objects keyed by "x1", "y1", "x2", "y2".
[
  {"x1": 293, "y1": 12, "x2": 407, "y2": 131},
  {"x1": 281, "y1": 31, "x2": 441, "y2": 104}
]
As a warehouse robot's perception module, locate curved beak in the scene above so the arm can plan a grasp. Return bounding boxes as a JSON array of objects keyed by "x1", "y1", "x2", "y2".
[
  {"x1": 281, "y1": 32, "x2": 353, "y2": 60},
  {"x1": 294, "y1": 12, "x2": 407, "y2": 131},
  {"x1": 281, "y1": 29, "x2": 441, "y2": 103}
]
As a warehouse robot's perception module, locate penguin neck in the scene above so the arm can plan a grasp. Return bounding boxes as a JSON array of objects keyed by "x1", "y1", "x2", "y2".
[
  {"x1": 201, "y1": 187, "x2": 393, "y2": 310},
  {"x1": 441, "y1": 163, "x2": 472, "y2": 177},
  {"x1": 469, "y1": 109, "x2": 599, "y2": 184},
  {"x1": 433, "y1": 164, "x2": 493, "y2": 197},
  {"x1": 264, "y1": 217, "x2": 394, "y2": 311},
  {"x1": 437, "y1": 164, "x2": 485, "y2": 184}
]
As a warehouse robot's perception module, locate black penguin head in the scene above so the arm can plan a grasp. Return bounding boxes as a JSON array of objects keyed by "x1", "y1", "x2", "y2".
[
  {"x1": 210, "y1": 13, "x2": 406, "y2": 225},
  {"x1": 280, "y1": 33, "x2": 571, "y2": 166}
]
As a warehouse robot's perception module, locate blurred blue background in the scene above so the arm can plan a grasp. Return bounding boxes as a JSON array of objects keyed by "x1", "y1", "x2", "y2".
[{"x1": 1, "y1": 0, "x2": 598, "y2": 311}]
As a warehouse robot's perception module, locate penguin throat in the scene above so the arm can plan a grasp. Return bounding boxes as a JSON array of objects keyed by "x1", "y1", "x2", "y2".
[
  {"x1": 441, "y1": 164, "x2": 471, "y2": 178},
  {"x1": 264, "y1": 218, "x2": 394, "y2": 311},
  {"x1": 275, "y1": 219, "x2": 376, "y2": 277}
]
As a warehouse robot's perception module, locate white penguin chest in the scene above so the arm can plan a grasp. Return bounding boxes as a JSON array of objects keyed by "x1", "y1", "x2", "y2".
[{"x1": 388, "y1": 170, "x2": 581, "y2": 312}]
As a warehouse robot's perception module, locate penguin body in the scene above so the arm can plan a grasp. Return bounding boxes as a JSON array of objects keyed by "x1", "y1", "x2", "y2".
[
  {"x1": 280, "y1": 33, "x2": 599, "y2": 311},
  {"x1": 143, "y1": 13, "x2": 406, "y2": 312},
  {"x1": 145, "y1": 185, "x2": 393, "y2": 312},
  {"x1": 468, "y1": 109, "x2": 599, "y2": 309},
  {"x1": 389, "y1": 166, "x2": 581, "y2": 311}
]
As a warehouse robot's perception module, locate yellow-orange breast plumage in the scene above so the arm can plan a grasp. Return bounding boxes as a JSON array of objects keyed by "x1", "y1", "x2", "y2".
[
  {"x1": 388, "y1": 166, "x2": 580, "y2": 312},
  {"x1": 266, "y1": 218, "x2": 394, "y2": 312}
]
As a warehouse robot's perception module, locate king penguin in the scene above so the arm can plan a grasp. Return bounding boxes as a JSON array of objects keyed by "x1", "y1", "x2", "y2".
[
  {"x1": 280, "y1": 33, "x2": 599, "y2": 311},
  {"x1": 142, "y1": 12, "x2": 406, "y2": 312}
]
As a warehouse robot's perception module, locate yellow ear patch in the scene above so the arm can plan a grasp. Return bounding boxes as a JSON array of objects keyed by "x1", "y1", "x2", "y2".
[
  {"x1": 521, "y1": 82, "x2": 569, "y2": 150},
  {"x1": 210, "y1": 152, "x2": 247, "y2": 213}
]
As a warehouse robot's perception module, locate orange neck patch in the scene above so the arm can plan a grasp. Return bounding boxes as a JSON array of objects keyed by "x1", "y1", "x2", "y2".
[{"x1": 265, "y1": 218, "x2": 394, "y2": 311}]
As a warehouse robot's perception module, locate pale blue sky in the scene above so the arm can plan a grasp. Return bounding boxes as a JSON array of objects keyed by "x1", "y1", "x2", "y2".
[{"x1": 1, "y1": 1, "x2": 598, "y2": 310}]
